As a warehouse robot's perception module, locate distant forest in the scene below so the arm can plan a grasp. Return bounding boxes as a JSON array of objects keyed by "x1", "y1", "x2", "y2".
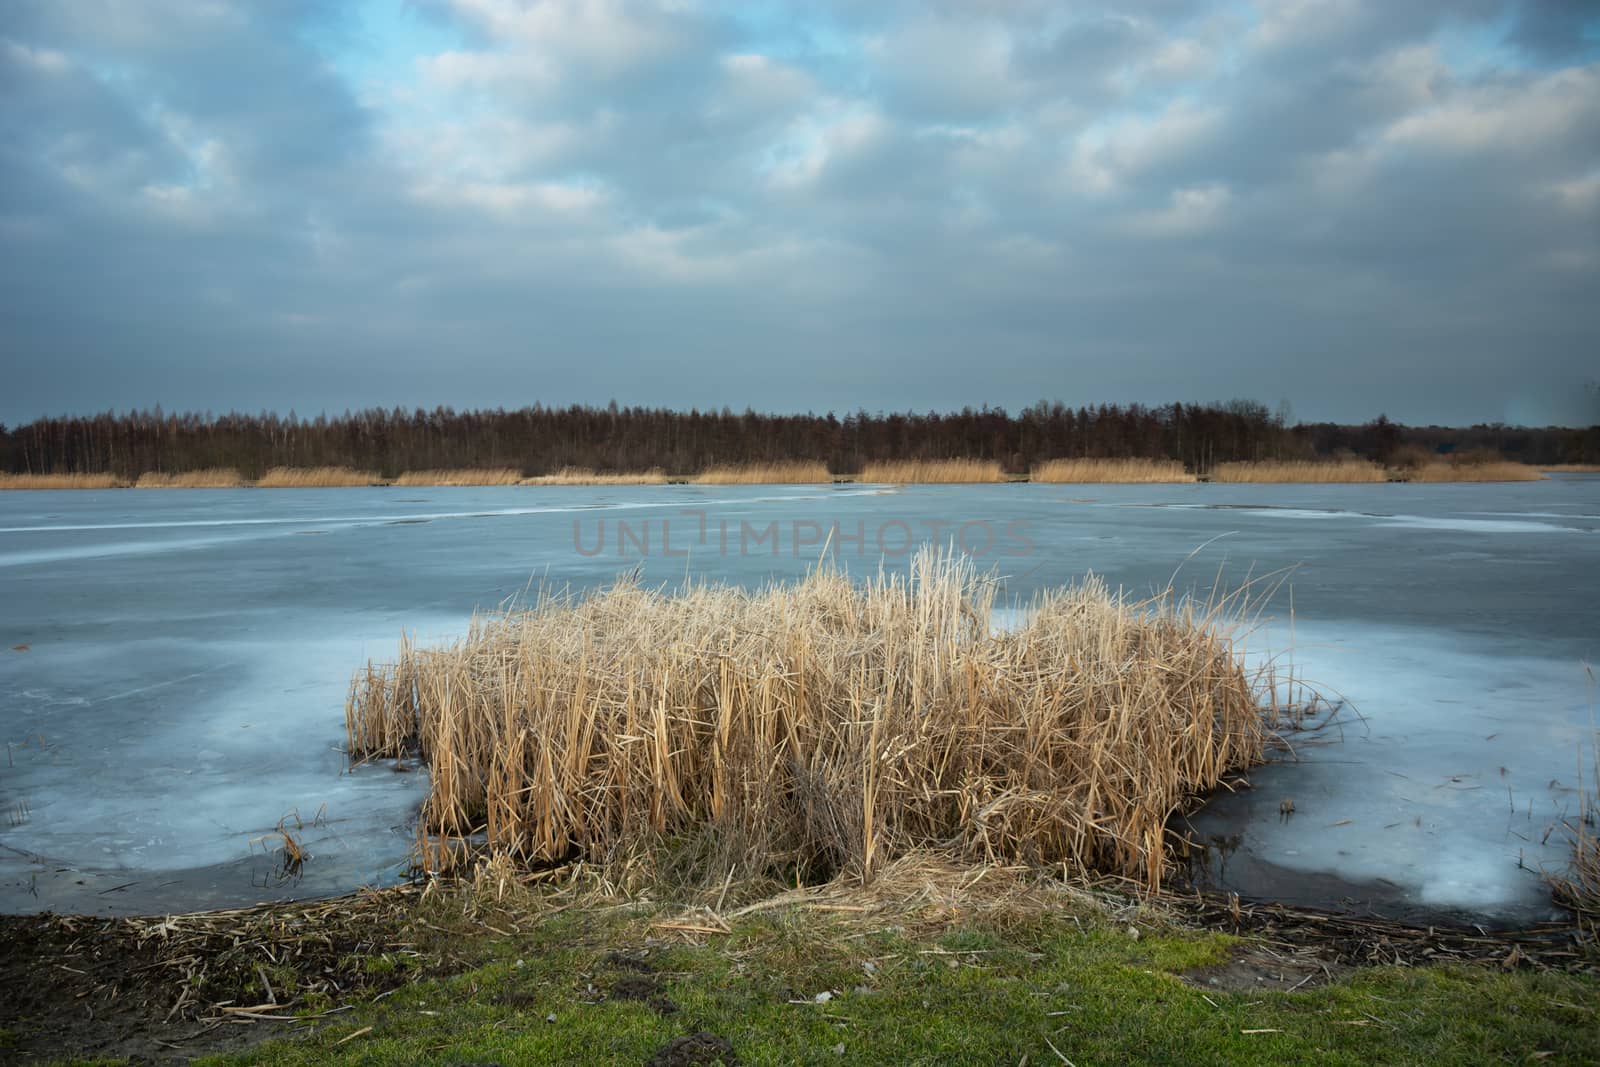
[{"x1": 3, "y1": 401, "x2": 1597, "y2": 479}]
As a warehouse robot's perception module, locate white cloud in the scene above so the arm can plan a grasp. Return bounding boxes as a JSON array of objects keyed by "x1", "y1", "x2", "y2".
[
  {"x1": 1065, "y1": 98, "x2": 1222, "y2": 194},
  {"x1": 1383, "y1": 66, "x2": 1600, "y2": 153},
  {"x1": 1127, "y1": 183, "x2": 1232, "y2": 236},
  {"x1": 410, "y1": 179, "x2": 607, "y2": 219},
  {"x1": 763, "y1": 106, "x2": 888, "y2": 191},
  {"x1": 432, "y1": 0, "x2": 688, "y2": 92},
  {"x1": 1545, "y1": 171, "x2": 1600, "y2": 213}
]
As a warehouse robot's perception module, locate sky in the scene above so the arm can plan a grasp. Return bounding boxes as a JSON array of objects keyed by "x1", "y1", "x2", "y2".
[{"x1": 1, "y1": 1, "x2": 1597, "y2": 427}]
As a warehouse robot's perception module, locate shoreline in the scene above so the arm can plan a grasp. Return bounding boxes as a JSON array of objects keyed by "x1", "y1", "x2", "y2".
[
  {"x1": 3, "y1": 466, "x2": 1593, "y2": 490},
  {"x1": 1, "y1": 866, "x2": 1592, "y2": 1065}
]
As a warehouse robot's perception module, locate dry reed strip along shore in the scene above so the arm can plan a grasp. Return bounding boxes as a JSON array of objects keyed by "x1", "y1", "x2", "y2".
[
  {"x1": 0, "y1": 460, "x2": 1576, "y2": 487},
  {"x1": 857, "y1": 459, "x2": 1007, "y2": 483},
  {"x1": 521, "y1": 467, "x2": 669, "y2": 485},
  {"x1": 392, "y1": 468, "x2": 522, "y2": 486},
  {"x1": 1209, "y1": 460, "x2": 1386, "y2": 483},
  {"x1": 348, "y1": 548, "x2": 1284, "y2": 894},
  {"x1": 693, "y1": 461, "x2": 833, "y2": 484},
  {"x1": 1407, "y1": 461, "x2": 1547, "y2": 482},
  {"x1": 1031, "y1": 458, "x2": 1196, "y2": 483},
  {"x1": 133, "y1": 467, "x2": 246, "y2": 488},
  {"x1": 0, "y1": 472, "x2": 127, "y2": 489},
  {"x1": 256, "y1": 466, "x2": 381, "y2": 487}
]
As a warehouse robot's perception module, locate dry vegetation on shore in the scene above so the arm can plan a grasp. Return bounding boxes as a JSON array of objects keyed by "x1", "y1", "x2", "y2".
[
  {"x1": 1408, "y1": 461, "x2": 1547, "y2": 482},
  {"x1": 256, "y1": 466, "x2": 380, "y2": 487},
  {"x1": 347, "y1": 548, "x2": 1279, "y2": 892},
  {"x1": 0, "y1": 472, "x2": 126, "y2": 489},
  {"x1": 1032, "y1": 458, "x2": 1195, "y2": 483},
  {"x1": 133, "y1": 468, "x2": 245, "y2": 488},
  {"x1": 520, "y1": 468, "x2": 669, "y2": 485},
  {"x1": 393, "y1": 468, "x2": 523, "y2": 486},
  {"x1": 1210, "y1": 460, "x2": 1386, "y2": 483},
  {"x1": 693, "y1": 462, "x2": 833, "y2": 484},
  {"x1": 859, "y1": 459, "x2": 1007, "y2": 483}
]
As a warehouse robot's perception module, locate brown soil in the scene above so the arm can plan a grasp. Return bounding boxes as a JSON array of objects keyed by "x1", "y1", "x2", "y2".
[
  {"x1": 1182, "y1": 943, "x2": 1347, "y2": 992},
  {"x1": 0, "y1": 884, "x2": 475, "y2": 1064},
  {"x1": 645, "y1": 1032, "x2": 739, "y2": 1066}
]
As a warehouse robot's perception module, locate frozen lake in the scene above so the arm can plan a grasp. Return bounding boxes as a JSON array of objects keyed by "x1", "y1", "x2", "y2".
[{"x1": 1, "y1": 478, "x2": 1596, "y2": 921}]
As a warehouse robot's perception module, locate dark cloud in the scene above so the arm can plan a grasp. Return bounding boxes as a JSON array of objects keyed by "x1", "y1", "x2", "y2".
[{"x1": 0, "y1": 0, "x2": 1596, "y2": 426}]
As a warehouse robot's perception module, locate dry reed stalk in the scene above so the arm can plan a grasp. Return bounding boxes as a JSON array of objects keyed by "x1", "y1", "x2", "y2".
[
  {"x1": 0, "y1": 472, "x2": 125, "y2": 489},
  {"x1": 1210, "y1": 460, "x2": 1384, "y2": 483},
  {"x1": 348, "y1": 548, "x2": 1284, "y2": 893},
  {"x1": 1408, "y1": 462, "x2": 1546, "y2": 482},
  {"x1": 256, "y1": 466, "x2": 380, "y2": 487},
  {"x1": 693, "y1": 462, "x2": 833, "y2": 484},
  {"x1": 134, "y1": 468, "x2": 245, "y2": 488},
  {"x1": 1031, "y1": 458, "x2": 1195, "y2": 484},
  {"x1": 859, "y1": 460, "x2": 1006, "y2": 483},
  {"x1": 521, "y1": 468, "x2": 669, "y2": 485},
  {"x1": 393, "y1": 468, "x2": 523, "y2": 486}
]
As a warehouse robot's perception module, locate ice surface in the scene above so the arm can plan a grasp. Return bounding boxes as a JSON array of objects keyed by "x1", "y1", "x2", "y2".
[{"x1": 1, "y1": 478, "x2": 1596, "y2": 916}]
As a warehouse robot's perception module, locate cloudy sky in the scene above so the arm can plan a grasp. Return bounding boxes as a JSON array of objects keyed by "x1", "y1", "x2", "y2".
[{"x1": 1, "y1": 1, "x2": 1597, "y2": 426}]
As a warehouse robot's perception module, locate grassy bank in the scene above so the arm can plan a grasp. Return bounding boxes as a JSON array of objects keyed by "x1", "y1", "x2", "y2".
[
  {"x1": 1032, "y1": 457, "x2": 1195, "y2": 483},
  {"x1": 6, "y1": 864, "x2": 1593, "y2": 1065}
]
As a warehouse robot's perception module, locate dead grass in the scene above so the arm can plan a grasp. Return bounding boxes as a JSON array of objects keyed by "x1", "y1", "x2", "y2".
[
  {"x1": 1549, "y1": 713, "x2": 1599, "y2": 944},
  {"x1": 859, "y1": 460, "x2": 1006, "y2": 483},
  {"x1": 1210, "y1": 460, "x2": 1385, "y2": 483},
  {"x1": 348, "y1": 547, "x2": 1284, "y2": 894},
  {"x1": 256, "y1": 466, "x2": 381, "y2": 488},
  {"x1": 393, "y1": 468, "x2": 523, "y2": 486},
  {"x1": 1408, "y1": 462, "x2": 1546, "y2": 482},
  {"x1": 1541, "y1": 464, "x2": 1600, "y2": 473},
  {"x1": 693, "y1": 462, "x2": 833, "y2": 484},
  {"x1": 0, "y1": 472, "x2": 125, "y2": 489},
  {"x1": 1031, "y1": 458, "x2": 1195, "y2": 484},
  {"x1": 521, "y1": 468, "x2": 669, "y2": 485},
  {"x1": 134, "y1": 468, "x2": 245, "y2": 488}
]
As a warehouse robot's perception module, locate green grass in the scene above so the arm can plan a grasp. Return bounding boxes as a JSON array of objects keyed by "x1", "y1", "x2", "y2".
[{"x1": 184, "y1": 903, "x2": 1598, "y2": 1067}]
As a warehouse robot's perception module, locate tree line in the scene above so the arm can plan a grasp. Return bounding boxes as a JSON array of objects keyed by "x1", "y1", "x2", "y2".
[{"x1": 2, "y1": 401, "x2": 1595, "y2": 479}]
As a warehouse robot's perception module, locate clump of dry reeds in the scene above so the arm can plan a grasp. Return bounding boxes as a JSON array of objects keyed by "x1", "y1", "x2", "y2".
[
  {"x1": 859, "y1": 460, "x2": 1006, "y2": 483},
  {"x1": 134, "y1": 468, "x2": 245, "y2": 488},
  {"x1": 1210, "y1": 460, "x2": 1385, "y2": 483},
  {"x1": 1540, "y1": 464, "x2": 1600, "y2": 473},
  {"x1": 521, "y1": 468, "x2": 669, "y2": 486},
  {"x1": 256, "y1": 466, "x2": 380, "y2": 487},
  {"x1": 348, "y1": 548, "x2": 1282, "y2": 893},
  {"x1": 1031, "y1": 458, "x2": 1195, "y2": 484},
  {"x1": 694, "y1": 462, "x2": 833, "y2": 484},
  {"x1": 0, "y1": 472, "x2": 125, "y2": 489},
  {"x1": 393, "y1": 468, "x2": 523, "y2": 487}
]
